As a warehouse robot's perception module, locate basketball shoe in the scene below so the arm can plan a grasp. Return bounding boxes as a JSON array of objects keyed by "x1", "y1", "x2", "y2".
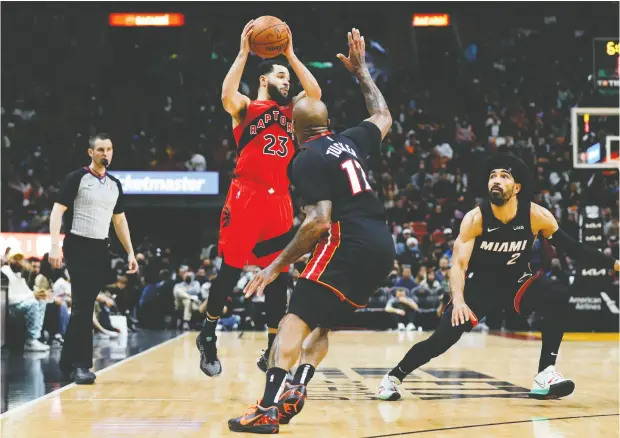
[
  {"x1": 196, "y1": 333, "x2": 222, "y2": 377},
  {"x1": 377, "y1": 373, "x2": 402, "y2": 401},
  {"x1": 256, "y1": 349, "x2": 269, "y2": 373},
  {"x1": 228, "y1": 402, "x2": 279, "y2": 434},
  {"x1": 276, "y1": 383, "x2": 307, "y2": 424},
  {"x1": 529, "y1": 365, "x2": 575, "y2": 400}
]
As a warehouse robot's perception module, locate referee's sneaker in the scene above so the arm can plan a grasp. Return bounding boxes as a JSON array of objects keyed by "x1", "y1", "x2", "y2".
[{"x1": 49, "y1": 133, "x2": 137, "y2": 385}]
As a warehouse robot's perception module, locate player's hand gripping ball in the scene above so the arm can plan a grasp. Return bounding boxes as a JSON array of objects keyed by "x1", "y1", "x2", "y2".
[{"x1": 250, "y1": 16, "x2": 289, "y2": 59}]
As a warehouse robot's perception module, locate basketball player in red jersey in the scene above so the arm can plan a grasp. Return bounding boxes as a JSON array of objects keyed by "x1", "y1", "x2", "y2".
[{"x1": 196, "y1": 20, "x2": 322, "y2": 377}]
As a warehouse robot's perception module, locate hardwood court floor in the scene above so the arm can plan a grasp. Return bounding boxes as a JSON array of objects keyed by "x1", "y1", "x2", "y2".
[{"x1": 1, "y1": 331, "x2": 618, "y2": 437}]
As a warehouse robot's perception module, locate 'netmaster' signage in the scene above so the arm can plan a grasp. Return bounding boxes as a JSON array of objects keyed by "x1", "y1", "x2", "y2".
[{"x1": 110, "y1": 171, "x2": 219, "y2": 195}]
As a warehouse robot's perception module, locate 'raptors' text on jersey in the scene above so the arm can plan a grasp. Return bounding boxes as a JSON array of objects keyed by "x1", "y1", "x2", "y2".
[
  {"x1": 467, "y1": 198, "x2": 535, "y2": 283},
  {"x1": 232, "y1": 100, "x2": 294, "y2": 192}
]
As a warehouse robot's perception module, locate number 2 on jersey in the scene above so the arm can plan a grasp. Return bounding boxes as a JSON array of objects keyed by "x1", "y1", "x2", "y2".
[
  {"x1": 341, "y1": 159, "x2": 372, "y2": 195},
  {"x1": 507, "y1": 253, "x2": 520, "y2": 265},
  {"x1": 263, "y1": 134, "x2": 289, "y2": 158}
]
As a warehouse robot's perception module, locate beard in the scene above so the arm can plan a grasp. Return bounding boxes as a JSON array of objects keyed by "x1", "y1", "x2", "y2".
[
  {"x1": 267, "y1": 82, "x2": 291, "y2": 106},
  {"x1": 489, "y1": 187, "x2": 511, "y2": 206}
]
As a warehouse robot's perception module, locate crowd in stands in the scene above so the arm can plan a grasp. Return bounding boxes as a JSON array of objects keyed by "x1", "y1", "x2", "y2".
[{"x1": 2, "y1": 6, "x2": 618, "y2": 347}]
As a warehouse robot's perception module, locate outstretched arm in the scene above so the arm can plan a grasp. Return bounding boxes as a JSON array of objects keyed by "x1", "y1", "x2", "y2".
[
  {"x1": 244, "y1": 201, "x2": 332, "y2": 297},
  {"x1": 450, "y1": 208, "x2": 482, "y2": 326},
  {"x1": 221, "y1": 20, "x2": 253, "y2": 122},
  {"x1": 337, "y1": 28, "x2": 392, "y2": 139},
  {"x1": 531, "y1": 203, "x2": 619, "y2": 271},
  {"x1": 284, "y1": 26, "x2": 321, "y2": 101}
]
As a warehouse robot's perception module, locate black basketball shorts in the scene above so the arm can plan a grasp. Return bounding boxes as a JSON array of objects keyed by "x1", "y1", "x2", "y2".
[{"x1": 291, "y1": 218, "x2": 395, "y2": 329}]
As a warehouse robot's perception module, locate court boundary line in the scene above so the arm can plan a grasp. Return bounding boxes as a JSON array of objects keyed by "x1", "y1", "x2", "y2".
[
  {"x1": 361, "y1": 413, "x2": 619, "y2": 437},
  {"x1": 0, "y1": 331, "x2": 191, "y2": 420}
]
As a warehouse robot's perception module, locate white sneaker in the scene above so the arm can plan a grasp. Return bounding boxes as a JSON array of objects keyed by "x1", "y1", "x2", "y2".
[
  {"x1": 397, "y1": 323, "x2": 406, "y2": 331},
  {"x1": 377, "y1": 373, "x2": 402, "y2": 401},
  {"x1": 406, "y1": 323, "x2": 416, "y2": 331},
  {"x1": 529, "y1": 365, "x2": 575, "y2": 400},
  {"x1": 24, "y1": 339, "x2": 50, "y2": 352}
]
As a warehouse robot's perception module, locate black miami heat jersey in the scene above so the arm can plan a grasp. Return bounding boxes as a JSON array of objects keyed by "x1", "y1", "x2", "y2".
[
  {"x1": 467, "y1": 197, "x2": 535, "y2": 284},
  {"x1": 289, "y1": 121, "x2": 394, "y2": 307},
  {"x1": 288, "y1": 121, "x2": 385, "y2": 223}
]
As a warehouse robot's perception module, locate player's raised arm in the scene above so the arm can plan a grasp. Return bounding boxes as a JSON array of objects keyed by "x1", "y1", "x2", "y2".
[
  {"x1": 221, "y1": 20, "x2": 253, "y2": 121},
  {"x1": 283, "y1": 25, "x2": 322, "y2": 102},
  {"x1": 450, "y1": 208, "x2": 482, "y2": 326},
  {"x1": 337, "y1": 28, "x2": 392, "y2": 139},
  {"x1": 531, "y1": 203, "x2": 619, "y2": 271}
]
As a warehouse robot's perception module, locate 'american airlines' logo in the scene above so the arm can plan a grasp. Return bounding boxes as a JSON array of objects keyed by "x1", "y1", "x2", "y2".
[{"x1": 480, "y1": 240, "x2": 528, "y2": 252}]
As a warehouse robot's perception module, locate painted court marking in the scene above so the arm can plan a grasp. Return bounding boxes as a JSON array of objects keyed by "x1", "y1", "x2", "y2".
[
  {"x1": 361, "y1": 413, "x2": 620, "y2": 437},
  {"x1": 0, "y1": 331, "x2": 191, "y2": 419}
]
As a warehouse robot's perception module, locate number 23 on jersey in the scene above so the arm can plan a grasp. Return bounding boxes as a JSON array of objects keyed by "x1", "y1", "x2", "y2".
[{"x1": 263, "y1": 134, "x2": 289, "y2": 158}]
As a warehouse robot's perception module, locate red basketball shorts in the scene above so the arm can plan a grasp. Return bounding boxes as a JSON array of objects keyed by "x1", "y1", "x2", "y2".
[{"x1": 218, "y1": 178, "x2": 294, "y2": 271}]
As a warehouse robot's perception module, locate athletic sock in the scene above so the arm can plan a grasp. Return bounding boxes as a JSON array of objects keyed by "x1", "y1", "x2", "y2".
[
  {"x1": 539, "y1": 323, "x2": 563, "y2": 372},
  {"x1": 260, "y1": 367, "x2": 289, "y2": 407},
  {"x1": 388, "y1": 366, "x2": 407, "y2": 383},
  {"x1": 203, "y1": 313, "x2": 219, "y2": 340},
  {"x1": 292, "y1": 364, "x2": 315, "y2": 385},
  {"x1": 267, "y1": 333, "x2": 276, "y2": 352}
]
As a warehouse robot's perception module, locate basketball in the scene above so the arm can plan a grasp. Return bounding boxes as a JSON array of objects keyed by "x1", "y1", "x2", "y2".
[{"x1": 250, "y1": 16, "x2": 289, "y2": 59}]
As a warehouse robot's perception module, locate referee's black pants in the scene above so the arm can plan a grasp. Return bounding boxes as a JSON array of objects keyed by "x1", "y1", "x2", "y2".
[{"x1": 60, "y1": 234, "x2": 110, "y2": 370}]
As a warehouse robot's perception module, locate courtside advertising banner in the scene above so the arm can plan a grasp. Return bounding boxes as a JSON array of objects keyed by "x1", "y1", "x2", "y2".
[{"x1": 109, "y1": 171, "x2": 219, "y2": 195}]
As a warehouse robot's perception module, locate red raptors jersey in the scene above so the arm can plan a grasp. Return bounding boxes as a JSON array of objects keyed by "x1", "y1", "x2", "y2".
[{"x1": 232, "y1": 100, "x2": 295, "y2": 192}]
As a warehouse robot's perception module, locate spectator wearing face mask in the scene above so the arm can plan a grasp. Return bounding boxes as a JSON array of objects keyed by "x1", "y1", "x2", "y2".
[
  {"x1": 394, "y1": 266, "x2": 418, "y2": 290},
  {"x1": 385, "y1": 287, "x2": 419, "y2": 331},
  {"x1": 173, "y1": 272, "x2": 202, "y2": 331},
  {"x1": 398, "y1": 237, "x2": 421, "y2": 275},
  {"x1": 435, "y1": 256, "x2": 450, "y2": 282}
]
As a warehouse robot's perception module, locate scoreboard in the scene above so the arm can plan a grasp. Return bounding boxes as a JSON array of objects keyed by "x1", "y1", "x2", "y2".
[{"x1": 593, "y1": 38, "x2": 619, "y2": 90}]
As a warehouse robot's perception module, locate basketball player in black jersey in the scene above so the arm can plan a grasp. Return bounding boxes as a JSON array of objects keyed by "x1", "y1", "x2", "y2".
[
  {"x1": 227, "y1": 28, "x2": 394, "y2": 434},
  {"x1": 378, "y1": 153, "x2": 620, "y2": 402}
]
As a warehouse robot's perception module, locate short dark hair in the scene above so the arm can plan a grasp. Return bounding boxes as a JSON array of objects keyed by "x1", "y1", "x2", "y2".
[
  {"x1": 89, "y1": 133, "x2": 111, "y2": 149},
  {"x1": 486, "y1": 153, "x2": 533, "y2": 199},
  {"x1": 258, "y1": 60, "x2": 288, "y2": 77}
]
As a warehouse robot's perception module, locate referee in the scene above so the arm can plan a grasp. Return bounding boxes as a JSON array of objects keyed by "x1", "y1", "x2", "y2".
[{"x1": 49, "y1": 133, "x2": 137, "y2": 384}]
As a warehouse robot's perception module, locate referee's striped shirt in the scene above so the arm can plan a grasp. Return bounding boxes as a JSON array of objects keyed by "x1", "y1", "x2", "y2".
[{"x1": 57, "y1": 167, "x2": 125, "y2": 240}]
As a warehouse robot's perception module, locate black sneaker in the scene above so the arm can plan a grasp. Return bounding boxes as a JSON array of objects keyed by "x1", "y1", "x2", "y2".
[
  {"x1": 228, "y1": 403, "x2": 279, "y2": 434},
  {"x1": 71, "y1": 367, "x2": 96, "y2": 385},
  {"x1": 256, "y1": 349, "x2": 269, "y2": 373},
  {"x1": 196, "y1": 332, "x2": 222, "y2": 377}
]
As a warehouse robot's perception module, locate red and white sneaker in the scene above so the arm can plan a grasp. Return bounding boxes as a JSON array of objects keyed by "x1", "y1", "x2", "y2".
[{"x1": 529, "y1": 365, "x2": 575, "y2": 400}]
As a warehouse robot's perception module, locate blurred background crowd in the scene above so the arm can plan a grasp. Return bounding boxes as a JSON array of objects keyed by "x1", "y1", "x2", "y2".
[{"x1": 1, "y1": 4, "x2": 618, "y2": 351}]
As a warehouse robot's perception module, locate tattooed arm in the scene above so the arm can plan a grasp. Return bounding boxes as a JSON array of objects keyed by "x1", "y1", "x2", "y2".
[
  {"x1": 272, "y1": 201, "x2": 332, "y2": 272},
  {"x1": 244, "y1": 201, "x2": 332, "y2": 297},
  {"x1": 337, "y1": 27, "x2": 392, "y2": 139}
]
